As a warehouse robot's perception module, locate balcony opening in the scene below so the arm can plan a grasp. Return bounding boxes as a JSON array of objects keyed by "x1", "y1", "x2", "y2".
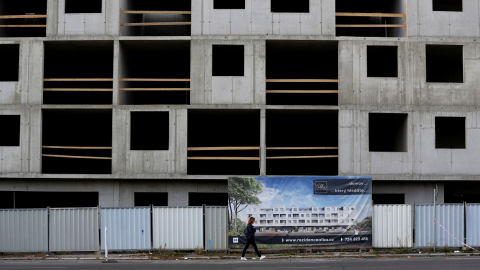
[
  {"x1": 435, "y1": 117, "x2": 466, "y2": 149},
  {"x1": 214, "y1": 0, "x2": 245, "y2": 9},
  {"x1": 0, "y1": 0, "x2": 47, "y2": 37},
  {"x1": 367, "y1": 46, "x2": 398, "y2": 77},
  {"x1": 372, "y1": 193, "x2": 405, "y2": 204},
  {"x1": 426, "y1": 45, "x2": 463, "y2": 83},
  {"x1": 0, "y1": 44, "x2": 19, "y2": 81},
  {"x1": 212, "y1": 45, "x2": 244, "y2": 77},
  {"x1": 43, "y1": 41, "x2": 114, "y2": 105},
  {"x1": 42, "y1": 109, "x2": 112, "y2": 174},
  {"x1": 119, "y1": 41, "x2": 190, "y2": 105},
  {"x1": 266, "y1": 110, "x2": 338, "y2": 175},
  {"x1": 121, "y1": 0, "x2": 191, "y2": 36},
  {"x1": 271, "y1": 0, "x2": 309, "y2": 13},
  {"x1": 335, "y1": 0, "x2": 406, "y2": 37},
  {"x1": 189, "y1": 192, "x2": 228, "y2": 206},
  {"x1": 65, "y1": 0, "x2": 102, "y2": 13},
  {"x1": 266, "y1": 41, "x2": 338, "y2": 106},
  {"x1": 188, "y1": 110, "x2": 260, "y2": 175},
  {"x1": 369, "y1": 113, "x2": 408, "y2": 152},
  {"x1": 0, "y1": 115, "x2": 21, "y2": 146},
  {"x1": 130, "y1": 111, "x2": 169, "y2": 150},
  {"x1": 134, "y1": 192, "x2": 168, "y2": 206},
  {"x1": 433, "y1": 0, "x2": 462, "y2": 12}
]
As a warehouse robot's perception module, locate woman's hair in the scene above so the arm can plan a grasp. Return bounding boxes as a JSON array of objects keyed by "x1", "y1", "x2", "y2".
[{"x1": 247, "y1": 217, "x2": 255, "y2": 225}]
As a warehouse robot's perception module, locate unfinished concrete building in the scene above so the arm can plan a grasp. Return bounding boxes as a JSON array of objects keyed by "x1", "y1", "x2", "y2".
[{"x1": 0, "y1": 0, "x2": 479, "y2": 208}]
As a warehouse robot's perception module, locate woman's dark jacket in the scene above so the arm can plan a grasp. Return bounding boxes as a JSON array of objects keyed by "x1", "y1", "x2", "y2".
[{"x1": 246, "y1": 224, "x2": 256, "y2": 239}]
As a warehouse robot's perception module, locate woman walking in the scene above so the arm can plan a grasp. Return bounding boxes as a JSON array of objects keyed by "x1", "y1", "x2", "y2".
[{"x1": 241, "y1": 217, "x2": 266, "y2": 260}]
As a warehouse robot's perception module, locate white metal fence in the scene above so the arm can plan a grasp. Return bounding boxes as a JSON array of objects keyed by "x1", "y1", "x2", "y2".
[
  {"x1": 205, "y1": 206, "x2": 228, "y2": 250},
  {"x1": 0, "y1": 209, "x2": 48, "y2": 252},
  {"x1": 100, "y1": 207, "x2": 151, "y2": 251},
  {"x1": 466, "y1": 204, "x2": 480, "y2": 247},
  {"x1": 373, "y1": 205, "x2": 413, "y2": 248}
]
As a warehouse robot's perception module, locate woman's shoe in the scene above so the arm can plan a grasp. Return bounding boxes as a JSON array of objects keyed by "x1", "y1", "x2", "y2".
[
  {"x1": 260, "y1": 255, "x2": 266, "y2": 260},
  {"x1": 241, "y1": 257, "x2": 247, "y2": 260}
]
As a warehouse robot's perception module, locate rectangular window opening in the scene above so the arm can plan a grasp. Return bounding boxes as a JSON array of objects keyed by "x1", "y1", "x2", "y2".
[
  {"x1": 433, "y1": 0, "x2": 463, "y2": 12},
  {"x1": 3, "y1": 191, "x2": 99, "y2": 208},
  {"x1": 435, "y1": 117, "x2": 466, "y2": 149},
  {"x1": 65, "y1": 0, "x2": 102, "y2": 13},
  {"x1": 266, "y1": 41, "x2": 338, "y2": 106},
  {"x1": 445, "y1": 182, "x2": 480, "y2": 203},
  {"x1": 0, "y1": 115, "x2": 21, "y2": 146},
  {"x1": 266, "y1": 110, "x2": 338, "y2": 175},
  {"x1": 212, "y1": 45, "x2": 244, "y2": 77},
  {"x1": 119, "y1": 41, "x2": 190, "y2": 105},
  {"x1": 426, "y1": 45, "x2": 463, "y2": 83},
  {"x1": 131, "y1": 112, "x2": 169, "y2": 151},
  {"x1": 271, "y1": 0, "x2": 309, "y2": 13},
  {"x1": 214, "y1": 0, "x2": 245, "y2": 9},
  {"x1": 0, "y1": 0, "x2": 47, "y2": 37},
  {"x1": 369, "y1": 113, "x2": 408, "y2": 152},
  {"x1": 335, "y1": 0, "x2": 406, "y2": 38},
  {"x1": 43, "y1": 41, "x2": 114, "y2": 105},
  {"x1": 187, "y1": 110, "x2": 260, "y2": 175},
  {"x1": 134, "y1": 192, "x2": 168, "y2": 206},
  {"x1": 0, "y1": 44, "x2": 20, "y2": 81},
  {"x1": 42, "y1": 109, "x2": 112, "y2": 174},
  {"x1": 367, "y1": 46, "x2": 398, "y2": 77},
  {"x1": 189, "y1": 192, "x2": 228, "y2": 206},
  {"x1": 373, "y1": 193, "x2": 405, "y2": 204}
]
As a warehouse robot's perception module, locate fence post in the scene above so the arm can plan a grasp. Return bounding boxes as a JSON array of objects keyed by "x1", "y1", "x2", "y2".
[
  {"x1": 203, "y1": 204, "x2": 206, "y2": 250},
  {"x1": 105, "y1": 227, "x2": 108, "y2": 261}
]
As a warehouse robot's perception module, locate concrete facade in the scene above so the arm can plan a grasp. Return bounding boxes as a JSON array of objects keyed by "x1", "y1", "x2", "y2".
[{"x1": 0, "y1": 0, "x2": 479, "y2": 207}]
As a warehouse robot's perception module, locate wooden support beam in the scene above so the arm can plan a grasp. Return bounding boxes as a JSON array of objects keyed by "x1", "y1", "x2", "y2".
[
  {"x1": 120, "y1": 78, "x2": 191, "y2": 82},
  {"x1": 42, "y1": 154, "x2": 112, "y2": 160},
  {"x1": 188, "y1": 157, "x2": 260, "y2": 160},
  {"x1": 188, "y1": 147, "x2": 261, "y2": 151},
  {"x1": 0, "y1": 25, "x2": 46, "y2": 27},
  {"x1": 44, "y1": 78, "x2": 113, "y2": 82},
  {"x1": 121, "y1": 22, "x2": 192, "y2": 26},
  {"x1": 266, "y1": 90, "x2": 339, "y2": 94},
  {"x1": 336, "y1": 24, "x2": 406, "y2": 28},
  {"x1": 266, "y1": 147, "x2": 339, "y2": 150},
  {"x1": 121, "y1": 10, "x2": 192, "y2": 14},
  {"x1": 43, "y1": 88, "x2": 113, "y2": 92},
  {"x1": 335, "y1": 12, "x2": 406, "y2": 18},
  {"x1": 119, "y1": 88, "x2": 190, "y2": 91},
  {"x1": 0, "y1": 15, "x2": 47, "y2": 19},
  {"x1": 42, "y1": 146, "x2": 112, "y2": 150},
  {"x1": 266, "y1": 155, "x2": 339, "y2": 159},
  {"x1": 266, "y1": 79, "x2": 339, "y2": 83}
]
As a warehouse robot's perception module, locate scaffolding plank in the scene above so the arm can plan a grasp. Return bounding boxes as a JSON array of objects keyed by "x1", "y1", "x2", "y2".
[
  {"x1": 266, "y1": 147, "x2": 339, "y2": 150},
  {"x1": 120, "y1": 78, "x2": 191, "y2": 82},
  {"x1": 266, "y1": 79, "x2": 339, "y2": 83},
  {"x1": 336, "y1": 24, "x2": 406, "y2": 27},
  {"x1": 335, "y1": 12, "x2": 406, "y2": 18},
  {"x1": 0, "y1": 25, "x2": 47, "y2": 27},
  {"x1": 187, "y1": 157, "x2": 260, "y2": 160},
  {"x1": 42, "y1": 154, "x2": 112, "y2": 160},
  {"x1": 266, "y1": 155, "x2": 339, "y2": 159},
  {"x1": 42, "y1": 146, "x2": 112, "y2": 150},
  {"x1": 43, "y1": 88, "x2": 113, "y2": 92},
  {"x1": 266, "y1": 90, "x2": 339, "y2": 94},
  {"x1": 121, "y1": 22, "x2": 192, "y2": 26},
  {"x1": 188, "y1": 147, "x2": 261, "y2": 151},
  {"x1": 0, "y1": 15, "x2": 47, "y2": 19},
  {"x1": 121, "y1": 10, "x2": 192, "y2": 14},
  {"x1": 44, "y1": 78, "x2": 113, "y2": 82},
  {"x1": 119, "y1": 88, "x2": 190, "y2": 91}
]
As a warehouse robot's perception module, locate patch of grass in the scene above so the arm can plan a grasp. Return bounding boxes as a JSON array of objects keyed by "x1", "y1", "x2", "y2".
[{"x1": 194, "y1": 246, "x2": 203, "y2": 256}]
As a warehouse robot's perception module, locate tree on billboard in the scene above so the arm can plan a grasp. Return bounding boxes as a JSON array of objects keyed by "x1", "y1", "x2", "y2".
[{"x1": 228, "y1": 177, "x2": 263, "y2": 232}]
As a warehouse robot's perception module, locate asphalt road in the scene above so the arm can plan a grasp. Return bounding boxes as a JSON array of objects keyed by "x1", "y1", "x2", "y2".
[{"x1": 1, "y1": 257, "x2": 479, "y2": 270}]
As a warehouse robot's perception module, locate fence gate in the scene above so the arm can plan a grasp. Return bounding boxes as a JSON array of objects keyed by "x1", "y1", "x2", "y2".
[
  {"x1": 205, "y1": 206, "x2": 228, "y2": 250},
  {"x1": 373, "y1": 205, "x2": 413, "y2": 248},
  {"x1": 0, "y1": 209, "x2": 48, "y2": 252},
  {"x1": 466, "y1": 204, "x2": 480, "y2": 247}
]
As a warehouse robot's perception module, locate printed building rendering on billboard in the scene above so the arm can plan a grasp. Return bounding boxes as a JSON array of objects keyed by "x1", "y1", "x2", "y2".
[{"x1": 228, "y1": 176, "x2": 372, "y2": 247}]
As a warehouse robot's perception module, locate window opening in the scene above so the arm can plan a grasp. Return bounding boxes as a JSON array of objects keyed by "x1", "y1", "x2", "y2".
[
  {"x1": 130, "y1": 112, "x2": 169, "y2": 150},
  {"x1": 189, "y1": 192, "x2": 228, "y2": 206},
  {"x1": 135, "y1": 192, "x2": 168, "y2": 206},
  {"x1": 0, "y1": 44, "x2": 19, "y2": 81},
  {"x1": 214, "y1": 0, "x2": 245, "y2": 9},
  {"x1": 433, "y1": 0, "x2": 462, "y2": 12},
  {"x1": 212, "y1": 45, "x2": 244, "y2": 77},
  {"x1": 435, "y1": 117, "x2": 466, "y2": 149},
  {"x1": 369, "y1": 113, "x2": 408, "y2": 152},
  {"x1": 271, "y1": 0, "x2": 309, "y2": 13},
  {"x1": 0, "y1": 115, "x2": 21, "y2": 146},
  {"x1": 372, "y1": 193, "x2": 405, "y2": 204},
  {"x1": 426, "y1": 45, "x2": 463, "y2": 83},
  {"x1": 367, "y1": 46, "x2": 398, "y2": 77},
  {"x1": 14, "y1": 191, "x2": 99, "y2": 208},
  {"x1": 65, "y1": 0, "x2": 102, "y2": 13}
]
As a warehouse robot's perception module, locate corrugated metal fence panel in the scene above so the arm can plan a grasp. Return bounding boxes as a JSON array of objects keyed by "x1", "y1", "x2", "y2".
[
  {"x1": 373, "y1": 205, "x2": 413, "y2": 248},
  {"x1": 415, "y1": 204, "x2": 464, "y2": 248},
  {"x1": 466, "y1": 204, "x2": 480, "y2": 247},
  {"x1": 0, "y1": 209, "x2": 48, "y2": 252},
  {"x1": 205, "y1": 207, "x2": 227, "y2": 250},
  {"x1": 100, "y1": 207, "x2": 151, "y2": 251},
  {"x1": 49, "y1": 208, "x2": 99, "y2": 251},
  {"x1": 153, "y1": 207, "x2": 203, "y2": 250}
]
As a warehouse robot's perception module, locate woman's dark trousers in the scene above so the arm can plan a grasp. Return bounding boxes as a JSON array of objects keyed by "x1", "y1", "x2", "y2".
[{"x1": 241, "y1": 237, "x2": 261, "y2": 257}]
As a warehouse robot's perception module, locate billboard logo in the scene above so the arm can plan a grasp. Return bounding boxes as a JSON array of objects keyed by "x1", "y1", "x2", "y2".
[
  {"x1": 314, "y1": 180, "x2": 328, "y2": 194},
  {"x1": 233, "y1": 237, "x2": 239, "y2": 243}
]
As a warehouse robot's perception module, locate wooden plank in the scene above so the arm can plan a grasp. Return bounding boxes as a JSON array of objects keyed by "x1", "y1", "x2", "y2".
[
  {"x1": 42, "y1": 154, "x2": 112, "y2": 160},
  {"x1": 335, "y1": 12, "x2": 406, "y2": 18},
  {"x1": 120, "y1": 78, "x2": 191, "y2": 82},
  {"x1": 121, "y1": 11, "x2": 192, "y2": 14},
  {"x1": 42, "y1": 146, "x2": 112, "y2": 150},
  {"x1": 336, "y1": 24, "x2": 406, "y2": 28},
  {"x1": 188, "y1": 147, "x2": 261, "y2": 151},
  {"x1": 119, "y1": 88, "x2": 190, "y2": 91},
  {"x1": 266, "y1": 79, "x2": 339, "y2": 83},
  {"x1": 266, "y1": 147, "x2": 339, "y2": 150},
  {"x1": 266, "y1": 90, "x2": 339, "y2": 94},
  {"x1": 266, "y1": 155, "x2": 339, "y2": 159},
  {"x1": 0, "y1": 25, "x2": 47, "y2": 27},
  {"x1": 44, "y1": 78, "x2": 113, "y2": 82},
  {"x1": 43, "y1": 88, "x2": 113, "y2": 92},
  {"x1": 188, "y1": 157, "x2": 260, "y2": 160},
  {"x1": 121, "y1": 22, "x2": 192, "y2": 26},
  {"x1": 0, "y1": 15, "x2": 47, "y2": 19}
]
